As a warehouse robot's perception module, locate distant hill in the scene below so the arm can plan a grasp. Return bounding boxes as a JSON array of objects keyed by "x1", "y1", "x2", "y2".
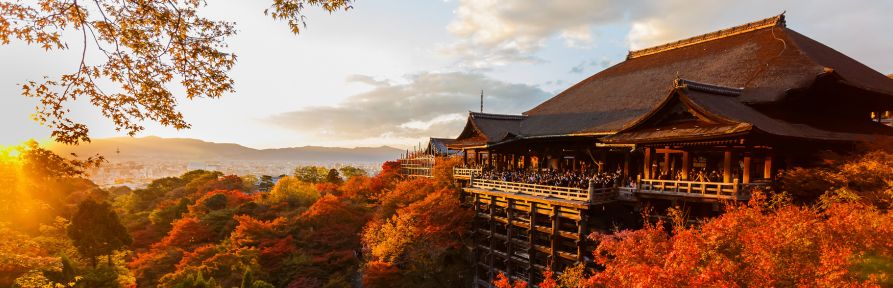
[
  {"x1": 888, "y1": 73, "x2": 893, "y2": 79},
  {"x1": 49, "y1": 136, "x2": 403, "y2": 163}
]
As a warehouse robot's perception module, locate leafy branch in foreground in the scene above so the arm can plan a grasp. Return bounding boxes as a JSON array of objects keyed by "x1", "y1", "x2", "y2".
[{"x1": 1, "y1": 0, "x2": 352, "y2": 145}]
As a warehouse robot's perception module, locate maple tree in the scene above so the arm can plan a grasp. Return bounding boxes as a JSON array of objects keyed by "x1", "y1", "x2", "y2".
[{"x1": 1, "y1": 0, "x2": 352, "y2": 145}]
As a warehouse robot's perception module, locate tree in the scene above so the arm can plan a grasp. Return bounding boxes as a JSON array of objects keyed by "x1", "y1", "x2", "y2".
[
  {"x1": 1, "y1": 0, "x2": 352, "y2": 145},
  {"x1": 325, "y1": 168, "x2": 343, "y2": 184},
  {"x1": 339, "y1": 166, "x2": 367, "y2": 179},
  {"x1": 293, "y1": 166, "x2": 327, "y2": 183},
  {"x1": 262, "y1": 176, "x2": 320, "y2": 207},
  {"x1": 258, "y1": 175, "x2": 275, "y2": 192},
  {"x1": 67, "y1": 199, "x2": 132, "y2": 268}
]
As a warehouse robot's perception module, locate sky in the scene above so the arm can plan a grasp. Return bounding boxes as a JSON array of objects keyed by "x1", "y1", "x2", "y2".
[{"x1": 2, "y1": 0, "x2": 892, "y2": 149}]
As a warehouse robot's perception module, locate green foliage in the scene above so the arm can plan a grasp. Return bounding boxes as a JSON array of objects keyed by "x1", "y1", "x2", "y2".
[
  {"x1": 80, "y1": 265, "x2": 120, "y2": 288},
  {"x1": 262, "y1": 176, "x2": 320, "y2": 207},
  {"x1": 258, "y1": 175, "x2": 275, "y2": 192},
  {"x1": 326, "y1": 168, "x2": 343, "y2": 184},
  {"x1": 67, "y1": 199, "x2": 132, "y2": 268},
  {"x1": 149, "y1": 198, "x2": 190, "y2": 229},
  {"x1": 172, "y1": 271, "x2": 220, "y2": 288},
  {"x1": 339, "y1": 166, "x2": 367, "y2": 179},
  {"x1": 240, "y1": 268, "x2": 254, "y2": 288},
  {"x1": 241, "y1": 175, "x2": 260, "y2": 192},
  {"x1": 293, "y1": 166, "x2": 328, "y2": 183}
]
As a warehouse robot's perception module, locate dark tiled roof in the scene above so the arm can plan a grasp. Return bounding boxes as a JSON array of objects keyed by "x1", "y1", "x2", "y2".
[
  {"x1": 449, "y1": 112, "x2": 525, "y2": 148},
  {"x1": 519, "y1": 14, "x2": 893, "y2": 137},
  {"x1": 426, "y1": 138, "x2": 458, "y2": 155},
  {"x1": 449, "y1": 15, "x2": 893, "y2": 147}
]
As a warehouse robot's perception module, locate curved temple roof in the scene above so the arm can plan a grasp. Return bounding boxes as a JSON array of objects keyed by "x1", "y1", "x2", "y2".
[{"x1": 450, "y1": 14, "x2": 893, "y2": 148}]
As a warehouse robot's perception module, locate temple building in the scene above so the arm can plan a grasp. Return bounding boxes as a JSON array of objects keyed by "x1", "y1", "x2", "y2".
[{"x1": 401, "y1": 14, "x2": 893, "y2": 286}]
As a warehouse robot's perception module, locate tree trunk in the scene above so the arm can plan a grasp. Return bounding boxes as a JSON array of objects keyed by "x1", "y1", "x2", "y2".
[
  {"x1": 107, "y1": 254, "x2": 113, "y2": 266},
  {"x1": 92, "y1": 256, "x2": 97, "y2": 269}
]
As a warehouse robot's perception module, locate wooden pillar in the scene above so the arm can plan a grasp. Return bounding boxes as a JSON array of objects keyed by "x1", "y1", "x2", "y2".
[
  {"x1": 550, "y1": 206, "x2": 560, "y2": 271},
  {"x1": 527, "y1": 202, "x2": 537, "y2": 284},
  {"x1": 623, "y1": 153, "x2": 630, "y2": 180},
  {"x1": 662, "y1": 146, "x2": 670, "y2": 177},
  {"x1": 576, "y1": 214, "x2": 588, "y2": 263},
  {"x1": 743, "y1": 153, "x2": 752, "y2": 183},
  {"x1": 472, "y1": 193, "x2": 480, "y2": 283},
  {"x1": 723, "y1": 149, "x2": 732, "y2": 183},
  {"x1": 488, "y1": 198, "x2": 496, "y2": 283},
  {"x1": 764, "y1": 155, "x2": 773, "y2": 180},
  {"x1": 463, "y1": 150, "x2": 468, "y2": 165},
  {"x1": 644, "y1": 148, "x2": 652, "y2": 179},
  {"x1": 681, "y1": 151, "x2": 690, "y2": 180},
  {"x1": 505, "y1": 199, "x2": 514, "y2": 277},
  {"x1": 487, "y1": 150, "x2": 493, "y2": 168}
]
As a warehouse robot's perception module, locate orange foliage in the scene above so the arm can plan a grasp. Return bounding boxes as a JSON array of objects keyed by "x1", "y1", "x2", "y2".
[
  {"x1": 362, "y1": 261, "x2": 401, "y2": 288},
  {"x1": 581, "y1": 193, "x2": 893, "y2": 287},
  {"x1": 494, "y1": 273, "x2": 527, "y2": 288}
]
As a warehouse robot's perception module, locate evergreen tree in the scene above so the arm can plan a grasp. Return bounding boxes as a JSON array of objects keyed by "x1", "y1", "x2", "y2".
[
  {"x1": 325, "y1": 168, "x2": 343, "y2": 184},
  {"x1": 258, "y1": 175, "x2": 275, "y2": 192},
  {"x1": 67, "y1": 199, "x2": 132, "y2": 268}
]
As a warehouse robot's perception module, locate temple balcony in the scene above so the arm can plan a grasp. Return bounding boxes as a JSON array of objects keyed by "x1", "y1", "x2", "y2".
[
  {"x1": 635, "y1": 178, "x2": 769, "y2": 201},
  {"x1": 455, "y1": 168, "x2": 770, "y2": 204},
  {"x1": 453, "y1": 167, "x2": 482, "y2": 180}
]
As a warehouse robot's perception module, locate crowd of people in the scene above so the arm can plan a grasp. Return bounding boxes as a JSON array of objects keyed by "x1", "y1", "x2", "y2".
[{"x1": 477, "y1": 169, "x2": 624, "y2": 189}]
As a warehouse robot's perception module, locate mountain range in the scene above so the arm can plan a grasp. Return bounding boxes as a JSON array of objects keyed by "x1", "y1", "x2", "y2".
[{"x1": 49, "y1": 136, "x2": 404, "y2": 163}]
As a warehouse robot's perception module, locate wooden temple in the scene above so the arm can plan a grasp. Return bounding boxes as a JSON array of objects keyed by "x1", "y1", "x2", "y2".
[{"x1": 402, "y1": 14, "x2": 893, "y2": 287}]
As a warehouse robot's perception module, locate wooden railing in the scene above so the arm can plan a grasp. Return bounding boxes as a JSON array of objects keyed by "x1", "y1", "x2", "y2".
[
  {"x1": 401, "y1": 166, "x2": 432, "y2": 177},
  {"x1": 637, "y1": 179, "x2": 767, "y2": 200},
  {"x1": 457, "y1": 169, "x2": 768, "y2": 203},
  {"x1": 453, "y1": 167, "x2": 481, "y2": 179},
  {"x1": 470, "y1": 178, "x2": 615, "y2": 203}
]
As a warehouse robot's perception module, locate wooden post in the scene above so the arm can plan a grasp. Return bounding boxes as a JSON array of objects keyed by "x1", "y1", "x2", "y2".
[
  {"x1": 662, "y1": 146, "x2": 670, "y2": 177},
  {"x1": 463, "y1": 150, "x2": 468, "y2": 166},
  {"x1": 488, "y1": 198, "x2": 496, "y2": 283},
  {"x1": 472, "y1": 193, "x2": 480, "y2": 283},
  {"x1": 723, "y1": 149, "x2": 732, "y2": 183},
  {"x1": 681, "y1": 151, "x2": 690, "y2": 180},
  {"x1": 505, "y1": 198, "x2": 513, "y2": 277},
  {"x1": 764, "y1": 155, "x2": 773, "y2": 180},
  {"x1": 743, "y1": 153, "x2": 752, "y2": 183},
  {"x1": 527, "y1": 202, "x2": 537, "y2": 284},
  {"x1": 623, "y1": 153, "x2": 630, "y2": 180},
  {"x1": 550, "y1": 206, "x2": 560, "y2": 271},
  {"x1": 576, "y1": 215, "x2": 588, "y2": 263},
  {"x1": 644, "y1": 148, "x2": 652, "y2": 179}
]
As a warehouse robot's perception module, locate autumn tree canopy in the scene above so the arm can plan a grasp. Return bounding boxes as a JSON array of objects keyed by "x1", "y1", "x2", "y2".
[{"x1": 0, "y1": 0, "x2": 352, "y2": 145}]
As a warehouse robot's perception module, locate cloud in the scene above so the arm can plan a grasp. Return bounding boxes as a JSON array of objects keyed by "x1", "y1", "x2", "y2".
[
  {"x1": 268, "y1": 72, "x2": 550, "y2": 143},
  {"x1": 443, "y1": 0, "x2": 648, "y2": 68},
  {"x1": 443, "y1": 0, "x2": 893, "y2": 73},
  {"x1": 345, "y1": 74, "x2": 390, "y2": 87}
]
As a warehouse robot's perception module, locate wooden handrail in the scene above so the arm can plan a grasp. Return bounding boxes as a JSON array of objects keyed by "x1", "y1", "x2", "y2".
[
  {"x1": 470, "y1": 178, "x2": 615, "y2": 203},
  {"x1": 637, "y1": 178, "x2": 767, "y2": 199}
]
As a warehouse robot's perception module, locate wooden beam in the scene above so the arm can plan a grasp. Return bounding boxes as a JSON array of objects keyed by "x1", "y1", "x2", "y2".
[{"x1": 723, "y1": 149, "x2": 732, "y2": 183}]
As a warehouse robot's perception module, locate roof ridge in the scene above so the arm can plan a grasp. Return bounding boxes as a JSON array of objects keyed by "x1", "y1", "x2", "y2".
[
  {"x1": 627, "y1": 13, "x2": 786, "y2": 60},
  {"x1": 674, "y1": 78, "x2": 743, "y2": 96},
  {"x1": 470, "y1": 111, "x2": 526, "y2": 120}
]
